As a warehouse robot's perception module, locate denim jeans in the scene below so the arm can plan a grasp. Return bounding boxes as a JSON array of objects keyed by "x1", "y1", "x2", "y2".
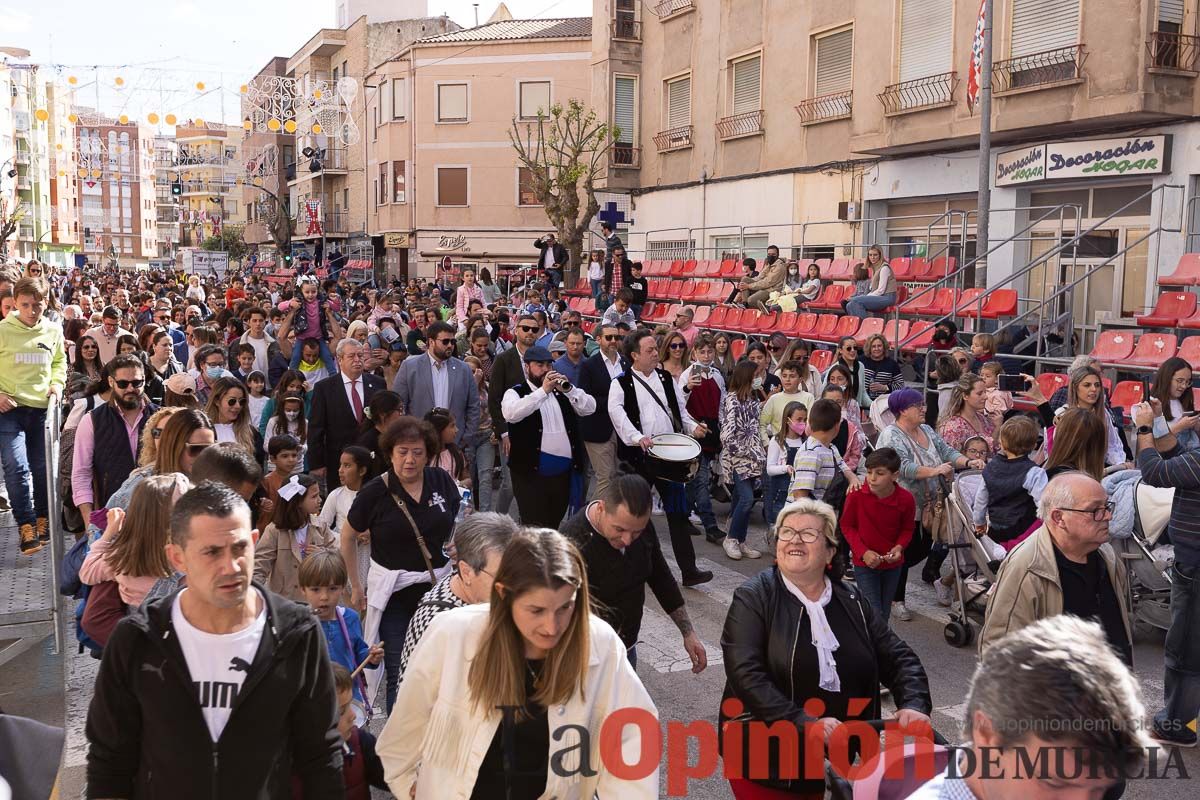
[
  {"x1": 288, "y1": 337, "x2": 336, "y2": 374},
  {"x1": 469, "y1": 439, "x2": 495, "y2": 513},
  {"x1": 631, "y1": 304, "x2": 644, "y2": 320},
  {"x1": 0, "y1": 406, "x2": 49, "y2": 527},
  {"x1": 495, "y1": 442, "x2": 515, "y2": 516},
  {"x1": 845, "y1": 293, "x2": 897, "y2": 319},
  {"x1": 589, "y1": 279, "x2": 604, "y2": 300},
  {"x1": 764, "y1": 473, "x2": 791, "y2": 528},
  {"x1": 728, "y1": 474, "x2": 756, "y2": 544},
  {"x1": 1155, "y1": 560, "x2": 1200, "y2": 741},
  {"x1": 853, "y1": 565, "x2": 903, "y2": 623},
  {"x1": 377, "y1": 583, "x2": 430, "y2": 713},
  {"x1": 627, "y1": 645, "x2": 637, "y2": 670},
  {"x1": 545, "y1": 268, "x2": 562, "y2": 290},
  {"x1": 685, "y1": 453, "x2": 718, "y2": 530}
]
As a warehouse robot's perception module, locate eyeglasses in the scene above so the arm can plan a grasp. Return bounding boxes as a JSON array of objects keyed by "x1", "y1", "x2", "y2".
[
  {"x1": 1058, "y1": 502, "x2": 1115, "y2": 522},
  {"x1": 151, "y1": 427, "x2": 167, "y2": 439},
  {"x1": 842, "y1": 345, "x2": 858, "y2": 353},
  {"x1": 225, "y1": 397, "x2": 245, "y2": 407},
  {"x1": 564, "y1": 319, "x2": 580, "y2": 326},
  {"x1": 777, "y1": 527, "x2": 826, "y2": 544},
  {"x1": 184, "y1": 443, "x2": 211, "y2": 455},
  {"x1": 113, "y1": 378, "x2": 145, "y2": 389},
  {"x1": 669, "y1": 342, "x2": 686, "y2": 350},
  {"x1": 517, "y1": 325, "x2": 540, "y2": 333}
]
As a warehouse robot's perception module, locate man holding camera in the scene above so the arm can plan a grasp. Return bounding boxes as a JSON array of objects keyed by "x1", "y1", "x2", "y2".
[{"x1": 501, "y1": 345, "x2": 596, "y2": 528}]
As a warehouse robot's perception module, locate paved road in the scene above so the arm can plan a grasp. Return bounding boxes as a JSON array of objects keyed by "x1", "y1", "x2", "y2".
[{"x1": 30, "y1": 511, "x2": 1200, "y2": 798}]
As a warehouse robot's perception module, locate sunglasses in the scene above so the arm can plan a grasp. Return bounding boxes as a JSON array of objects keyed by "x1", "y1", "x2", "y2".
[
  {"x1": 434, "y1": 338, "x2": 455, "y2": 346},
  {"x1": 225, "y1": 397, "x2": 245, "y2": 407},
  {"x1": 842, "y1": 346, "x2": 858, "y2": 353},
  {"x1": 602, "y1": 334, "x2": 621, "y2": 341},
  {"x1": 669, "y1": 342, "x2": 686, "y2": 350},
  {"x1": 151, "y1": 427, "x2": 167, "y2": 439},
  {"x1": 564, "y1": 319, "x2": 580, "y2": 326},
  {"x1": 767, "y1": 345, "x2": 782, "y2": 352},
  {"x1": 113, "y1": 379, "x2": 145, "y2": 389},
  {"x1": 517, "y1": 325, "x2": 540, "y2": 333}
]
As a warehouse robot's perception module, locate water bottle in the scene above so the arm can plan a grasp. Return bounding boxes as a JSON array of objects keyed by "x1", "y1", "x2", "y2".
[{"x1": 455, "y1": 486, "x2": 473, "y2": 523}]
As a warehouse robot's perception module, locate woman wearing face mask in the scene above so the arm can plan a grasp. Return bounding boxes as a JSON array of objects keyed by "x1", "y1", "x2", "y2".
[
  {"x1": 203, "y1": 377, "x2": 264, "y2": 465},
  {"x1": 743, "y1": 342, "x2": 780, "y2": 401},
  {"x1": 765, "y1": 401, "x2": 808, "y2": 535}
]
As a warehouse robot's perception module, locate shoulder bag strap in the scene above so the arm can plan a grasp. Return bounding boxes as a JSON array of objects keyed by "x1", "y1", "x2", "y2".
[
  {"x1": 630, "y1": 371, "x2": 681, "y2": 434},
  {"x1": 383, "y1": 473, "x2": 439, "y2": 585}
]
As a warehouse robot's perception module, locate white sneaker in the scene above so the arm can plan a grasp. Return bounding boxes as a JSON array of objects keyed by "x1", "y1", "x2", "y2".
[
  {"x1": 935, "y1": 580, "x2": 954, "y2": 607},
  {"x1": 739, "y1": 542, "x2": 762, "y2": 559},
  {"x1": 689, "y1": 512, "x2": 703, "y2": 525},
  {"x1": 893, "y1": 603, "x2": 913, "y2": 622},
  {"x1": 723, "y1": 537, "x2": 743, "y2": 560},
  {"x1": 652, "y1": 496, "x2": 664, "y2": 516}
]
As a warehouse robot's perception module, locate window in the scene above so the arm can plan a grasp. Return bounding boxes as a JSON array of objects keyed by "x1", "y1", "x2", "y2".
[
  {"x1": 1011, "y1": 0, "x2": 1079, "y2": 57},
  {"x1": 519, "y1": 81, "x2": 551, "y2": 120},
  {"x1": 381, "y1": 80, "x2": 390, "y2": 121},
  {"x1": 899, "y1": 0, "x2": 952, "y2": 82},
  {"x1": 730, "y1": 54, "x2": 761, "y2": 114},
  {"x1": 1154, "y1": 0, "x2": 1187, "y2": 68},
  {"x1": 613, "y1": 75, "x2": 637, "y2": 144},
  {"x1": 437, "y1": 83, "x2": 469, "y2": 122},
  {"x1": 372, "y1": 100, "x2": 379, "y2": 139},
  {"x1": 343, "y1": 189, "x2": 349, "y2": 213},
  {"x1": 665, "y1": 75, "x2": 690, "y2": 129},
  {"x1": 393, "y1": 160, "x2": 406, "y2": 202},
  {"x1": 373, "y1": 179, "x2": 378, "y2": 209},
  {"x1": 332, "y1": 66, "x2": 339, "y2": 84},
  {"x1": 815, "y1": 28, "x2": 853, "y2": 96},
  {"x1": 437, "y1": 167, "x2": 469, "y2": 206},
  {"x1": 392, "y1": 78, "x2": 407, "y2": 119},
  {"x1": 379, "y1": 162, "x2": 389, "y2": 204},
  {"x1": 518, "y1": 167, "x2": 538, "y2": 206}
]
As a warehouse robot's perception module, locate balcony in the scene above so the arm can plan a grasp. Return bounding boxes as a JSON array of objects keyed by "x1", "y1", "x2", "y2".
[
  {"x1": 17, "y1": 225, "x2": 34, "y2": 240},
  {"x1": 14, "y1": 151, "x2": 30, "y2": 165},
  {"x1": 653, "y1": 0, "x2": 693, "y2": 18},
  {"x1": 611, "y1": 144, "x2": 641, "y2": 169},
  {"x1": 180, "y1": 180, "x2": 235, "y2": 196},
  {"x1": 611, "y1": 17, "x2": 641, "y2": 42},
  {"x1": 653, "y1": 125, "x2": 693, "y2": 153},
  {"x1": 1147, "y1": 30, "x2": 1200, "y2": 75},
  {"x1": 292, "y1": 210, "x2": 349, "y2": 237},
  {"x1": 287, "y1": 148, "x2": 348, "y2": 183},
  {"x1": 716, "y1": 110, "x2": 764, "y2": 140},
  {"x1": 795, "y1": 91, "x2": 852, "y2": 125},
  {"x1": 993, "y1": 44, "x2": 1086, "y2": 93},
  {"x1": 16, "y1": 175, "x2": 32, "y2": 191},
  {"x1": 878, "y1": 72, "x2": 958, "y2": 115}
]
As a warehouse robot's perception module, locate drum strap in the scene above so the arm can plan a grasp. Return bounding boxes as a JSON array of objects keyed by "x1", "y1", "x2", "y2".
[{"x1": 631, "y1": 371, "x2": 682, "y2": 434}]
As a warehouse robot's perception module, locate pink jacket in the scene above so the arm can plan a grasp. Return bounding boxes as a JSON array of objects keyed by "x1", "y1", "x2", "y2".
[
  {"x1": 79, "y1": 535, "x2": 159, "y2": 607},
  {"x1": 455, "y1": 284, "x2": 484, "y2": 323}
]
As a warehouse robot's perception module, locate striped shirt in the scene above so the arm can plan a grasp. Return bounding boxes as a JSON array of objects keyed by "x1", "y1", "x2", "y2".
[
  {"x1": 1137, "y1": 447, "x2": 1200, "y2": 567},
  {"x1": 789, "y1": 437, "x2": 846, "y2": 500}
]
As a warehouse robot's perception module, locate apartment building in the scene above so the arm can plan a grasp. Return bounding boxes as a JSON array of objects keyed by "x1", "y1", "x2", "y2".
[
  {"x1": 76, "y1": 117, "x2": 158, "y2": 262},
  {"x1": 592, "y1": 0, "x2": 1200, "y2": 323},
  {"x1": 171, "y1": 121, "x2": 245, "y2": 249},
  {"x1": 6, "y1": 65, "x2": 62, "y2": 264},
  {"x1": 45, "y1": 80, "x2": 80, "y2": 261},
  {"x1": 153, "y1": 135, "x2": 180, "y2": 260},
  {"x1": 240, "y1": 57, "x2": 293, "y2": 253},
  {"x1": 365, "y1": 17, "x2": 592, "y2": 279}
]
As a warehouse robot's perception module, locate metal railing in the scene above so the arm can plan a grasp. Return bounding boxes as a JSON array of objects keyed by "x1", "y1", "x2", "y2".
[
  {"x1": 993, "y1": 44, "x2": 1087, "y2": 92},
  {"x1": 292, "y1": 210, "x2": 348, "y2": 236},
  {"x1": 653, "y1": 125, "x2": 693, "y2": 152},
  {"x1": 611, "y1": 144, "x2": 641, "y2": 168},
  {"x1": 654, "y1": 0, "x2": 693, "y2": 17},
  {"x1": 878, "y1": 72, "x2": 958, "y2": 114},
  {"x1": 611, "y1": 18, "x2": 641, "y2": 41},
  {"x1": 795, "y1": 91, "x2": 853, "y2": 124},
  {"x1": 716, "y1": 110, "x2": 765, "y2": 139},
  {"x1": 1147, "y1": 30, "x2": 1200, "y2": 73}
]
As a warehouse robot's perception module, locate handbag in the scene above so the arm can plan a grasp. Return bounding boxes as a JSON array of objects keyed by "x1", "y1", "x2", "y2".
[
  {"x1": 80, "y1": 580, "x2": 126, "y2": 649},
  {"x1": 383, "y1": 473, "x2": 440, "y2": 585}
]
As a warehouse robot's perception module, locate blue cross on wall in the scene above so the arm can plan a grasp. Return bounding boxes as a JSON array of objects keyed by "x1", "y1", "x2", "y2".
[{"x1": 598, "y1": 201, "x2": 631, "y2": 228}]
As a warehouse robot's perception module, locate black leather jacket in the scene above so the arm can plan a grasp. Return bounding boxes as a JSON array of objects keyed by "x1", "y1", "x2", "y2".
[{"x1": 719, "y1": 567, "x2": 932, "y2": 793}]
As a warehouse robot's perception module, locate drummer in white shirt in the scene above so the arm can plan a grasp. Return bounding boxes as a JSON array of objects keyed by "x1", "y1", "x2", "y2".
[{"x1": 608, "y1": 329, "x2": 714, "y2": 586}]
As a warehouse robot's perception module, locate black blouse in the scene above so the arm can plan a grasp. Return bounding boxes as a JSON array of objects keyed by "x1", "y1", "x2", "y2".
[
  {"x1": 470, "y1": 660, "x2": 549, "y2": 800},
  {"x1": 345, "y1": 467, "x2": 460, "y2": 573}
]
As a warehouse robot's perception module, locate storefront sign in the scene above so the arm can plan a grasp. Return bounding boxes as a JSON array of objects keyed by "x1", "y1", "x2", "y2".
[
  {"x1": 436, "y1": 234, "x2": 469, "y2": 251},
  {"x1": 384, "y1": 232, "x2": 410, "y2": 248},
  {"x1": 996, "y1": 135, "x2": 1171, "y2": 186}
]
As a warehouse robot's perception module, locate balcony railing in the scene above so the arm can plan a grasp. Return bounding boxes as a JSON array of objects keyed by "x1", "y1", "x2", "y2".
[
  {"x1": 14, "y1": 151, "x2": 30, "y2": 165},
  {"x1": 716, "y1": 109, "x2": 764, "y2": 140},
  {"x1": 795, "y1": 91, "x2": 853, "y2": 125},
  {"x1": 611, "y1": 144, "x2": 641, "y2": 169},
  {"x1": 653, "y1": 0, "x2": 694, "y2": 17},
  {"x1": 993, "y1": 44, "x2": 1086, "y2": 92},
  {"x1": 1147, "y1": 30, "x2": 1200, "y2": 74},
  {"x1": 17, "y1": 225, "x2": 34, "y2": 239},
  {"x1": 292, "y1": 210, "x2": 348, "y2": 236},
  {"x1": 653, "y1": 125, "x2": 693, "y2": 153},
  {"x1": 878, "y1": 72, "x2": 958, "y2": 114},
  {"x1": 611, "y1": 18, "x2": 641, "y2": 41},
  {"x1": 288, "y1": 148, "x2": 348, "y2": 180},
  {"x1": 16, "y1": 176, "x2": 32, "y2": 190}
]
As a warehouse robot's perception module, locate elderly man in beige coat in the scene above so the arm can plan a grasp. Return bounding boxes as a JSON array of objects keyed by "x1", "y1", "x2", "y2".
[{"x1": 980, "y1": 471, "x2": 1133, "y2": 665}]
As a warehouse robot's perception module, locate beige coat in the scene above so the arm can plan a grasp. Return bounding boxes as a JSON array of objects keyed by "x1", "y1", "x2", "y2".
[
  {"x1": 253, "y1": 516, "x2": 336, "y2": 602},
  {"x1": 745, "y1": 258, "x2": 787, "y2": 294},
  {"x1": 980, "y1": 525, "x2": 1132, "y2": 653}
]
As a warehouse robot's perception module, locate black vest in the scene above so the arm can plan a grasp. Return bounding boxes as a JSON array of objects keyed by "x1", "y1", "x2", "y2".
[
  {"x1": 506, "y1": 382, "x2": 585, "y2": 475},
  {"x1": 980, "y1": 454, "x2": 1038, "y2": 540},
  {"x1": 616, "y1": 369, "x2": 683, "y2": 465},
  {"x1": 90, "y1": 401, "x2": 156, "y2": 508}
]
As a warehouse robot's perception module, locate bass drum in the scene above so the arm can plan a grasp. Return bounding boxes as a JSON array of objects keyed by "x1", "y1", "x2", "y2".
[{"x1": 644, "y1": 433, "x2": 701, "y2": 484}]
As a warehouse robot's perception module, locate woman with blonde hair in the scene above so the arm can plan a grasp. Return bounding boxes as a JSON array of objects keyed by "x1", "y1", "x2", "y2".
[
  {"x1": 137, "y1": 407, "x2": 180, "y2": 467},
  {"x1": 659, "y1": 329, "x2": 691, "y2": 382},
  {"x1": 105, "y1": 408, "x2": 215, "y2": 510},
  {"x1": 377, "y1": 528, "x2": 657, "y2": 799},
  {"x1": 936, "y1": 372, "x2": 997, "y2": 454},
  {"x1": 1058, "y1": 365, "x2": 1128, "y2": 468},
  {"x1": 204, "y1": 376, "x2": 264, "y2": 465}
]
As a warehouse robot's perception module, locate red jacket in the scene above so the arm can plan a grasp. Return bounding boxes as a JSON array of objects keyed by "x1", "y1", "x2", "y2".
[{"x1": 840, "y1": 484, "x2": 915, "y2": 568}]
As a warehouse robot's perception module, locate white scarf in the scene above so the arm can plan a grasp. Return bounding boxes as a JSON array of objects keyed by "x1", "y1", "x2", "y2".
[{"x1": 781, "y1": 572, "x2": 841, "y2": 692}]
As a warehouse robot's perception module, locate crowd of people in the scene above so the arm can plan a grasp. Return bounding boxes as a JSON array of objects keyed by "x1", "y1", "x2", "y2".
[{"x1": 0, "y1": 242, "x2": 1194, "y2": 799}]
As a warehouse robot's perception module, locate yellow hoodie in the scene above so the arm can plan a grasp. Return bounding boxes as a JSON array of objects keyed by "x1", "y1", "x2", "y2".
[{"x1": 0, "y1": 312, "x2": 67, "y2": 409}]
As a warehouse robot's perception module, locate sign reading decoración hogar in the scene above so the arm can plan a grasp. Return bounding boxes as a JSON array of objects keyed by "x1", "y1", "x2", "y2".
[{"x1": 996, "y1": 135, "x2": 1171, "y2": 187}]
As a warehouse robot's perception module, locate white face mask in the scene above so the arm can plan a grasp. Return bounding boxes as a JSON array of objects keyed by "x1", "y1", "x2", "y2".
[{"x1": 285, "y1": 410, "x2": 301, "y2": 422}]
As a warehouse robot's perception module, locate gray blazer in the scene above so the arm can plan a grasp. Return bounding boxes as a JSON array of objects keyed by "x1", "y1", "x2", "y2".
[{"x1": 393, "y1": 353, "x2": 481, "y2": 447}]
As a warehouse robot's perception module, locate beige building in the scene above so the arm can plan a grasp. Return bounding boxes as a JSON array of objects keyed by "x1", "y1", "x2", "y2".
[
  {"x1": 365, "y1": 17, "x2": 592, "y2": 280},
  {"x1": 171, "y1": 122, "x2": 245, "y2": 249},
  {"x1": 76, "y1": 117, "x2": 158, "y2": 263},
  {"x1": 591, "y1": 0, "x2": 1200, "y2": 326}
]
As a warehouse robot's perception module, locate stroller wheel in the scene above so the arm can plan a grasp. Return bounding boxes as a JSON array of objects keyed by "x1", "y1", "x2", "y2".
[{"x1": 944, "y1": 619, "x2": 975, "y2": 648}]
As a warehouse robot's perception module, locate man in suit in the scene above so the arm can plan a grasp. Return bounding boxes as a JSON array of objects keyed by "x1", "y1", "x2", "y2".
[
  {"x1": 534, "y1": 233, "x2": 569, "y2": 290},
  {"x1": 309, "y1": 338, "x2": 384, "y2": 489},
  {"x1": 578, "y1": 322, "x2": 626, "y2": 503},
  {"x1": 488, "y1": 313, "x2": 542, "y2": 514},
  {"x1": 392, "y1": 320, "x2": 480, "y2": 449}
]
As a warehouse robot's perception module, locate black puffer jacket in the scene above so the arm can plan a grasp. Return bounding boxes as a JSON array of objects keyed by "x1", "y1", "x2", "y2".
[{"x1": 719, "y1": 567, "x2": 932, "y2": 794}]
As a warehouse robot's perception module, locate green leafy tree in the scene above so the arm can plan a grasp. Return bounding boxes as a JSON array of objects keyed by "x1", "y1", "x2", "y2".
[
  {"x1": 509, "y1": 99, "x2": 618, "y2": 276},
  {"x1": 201, "y1": 224, "x2": 251, "y2": 263}
]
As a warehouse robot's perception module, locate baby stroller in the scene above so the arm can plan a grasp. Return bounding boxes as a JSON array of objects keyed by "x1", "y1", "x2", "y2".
[
  {"x1": 1109, "y1": 479, "x2": 1174, "y2": 631},
  {"x1": 935, "y1": 473, "x2": 999, "y2": 648}
]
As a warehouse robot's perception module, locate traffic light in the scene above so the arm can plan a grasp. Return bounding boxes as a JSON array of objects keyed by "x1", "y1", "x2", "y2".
[
  {"x1": 283, "y1": 252, "x2": 292, "y2": 265},
  {"x1": 171, "y1": 182, "x2": 182, "y2": 196}
]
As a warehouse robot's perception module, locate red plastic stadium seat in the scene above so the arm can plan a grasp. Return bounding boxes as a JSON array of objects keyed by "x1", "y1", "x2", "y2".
[
  {"x1": 881, "y1": 285, "x2": 909, "y2": 314},
  {"x1": 980, "y1": 289, "x2": 1019, "y2": 318},
  {"x1": 1136, "y1": 292, "x2": 1198, "y2": 328},
  {"x1": 1158, "y1": 253, "x2": 1200, "y2": 287},
  {"x1": 882, "y1": 319, "x2": 911, "y2": 347},
  {"x1": 890, "y1": 257, "x2": 915, "y2": 281},
  {"x1": 1128, "y1": 333, "x2": 1178, "y2": 366},
  {"x1": 810, "y1": 315, "x2": 839, "y2": 341},
  {"x1": 909, "y1": 257, "x2": 931, "y2": 280},
  {"x1": 821, "y1": 315, "x2": 861, "y2": 343},
  {"x1": 754, "y1": 311, "x2": 779, "y2": 333},
  {"x1": 1194, "y1": 387, "x2": 1200, "y2": 407},
  {"x1": 809, "y1": 349, "x2": 834, "y2": 373},
  {"x1": 810, "y1": 284, "x2": 847, "y2": 310},
  {"x1": 775, "y1": 312, "x2": 800, "y2": 336},
  {"x1": 1089, "y1": 331, "x2": 1136, "y2": 362},
  {"x1": 825, "y1": 259, "x2": 854, "y2": 281},
  {"x1": 902, "y1": 321, "x2": 934, "y2": 351},
  {"x1": 718, "y1": 259, "x2": 740, "y2": 278},
  {"x1": 1179, "y1": 336, "x2": 1200, "y2": 370},
  {"x1": 667, "y1": 279, "x2": 685, "y2": 299},
  {"x1": 925, "y1": 256, "x2": 956, "y2": 280},
  {"x1": 731, "y1": 339, "x2": 748, "y2": 361},
  {"x1": 705, "y1": 306, "x2": 731, "y2": 330},
  {"x1": 813, "y1": 259, "x2": 833, "y2": 279},
  {"x1": 692, "y1": 306, "x2": 712, "y2": 326},
  {"x1": 1109, "y1": 381, "x2": 1145, "y2": 414},
  {"x1": 856, "y1": 317, "x2": 885, "y2": 344},
  {"x1": 1037, "y1": 373, "x2": 1069, "y2": 399},
  {"x1": 956, "y1": 288, "x2": 987, "y2": 318},
  {"x1": 793, "y1": 312, "x2": 819, "y2": 336}
]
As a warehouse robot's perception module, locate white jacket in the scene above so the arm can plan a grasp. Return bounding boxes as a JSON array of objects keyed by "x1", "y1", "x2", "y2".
[{"x1": 377, "y1": 604, "x2": 659, "y2": 800}]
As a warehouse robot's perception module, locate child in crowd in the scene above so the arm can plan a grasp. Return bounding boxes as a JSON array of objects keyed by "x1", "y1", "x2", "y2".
[
  {"x1": 971, "y1": 332, "x2": 998, "y2": 371},
  {"x1": 323, "y1": 664, "x2": 389, "y2": 800},
  {"x1": 840, "y1": 263, "x2": 871, "y2": 311},
  {"x1": 245, "y1": 370, "x2": 269, "y2": 425},
  {"x1": 765, "y1": 402, "x2": 807, "y2": 527},
  {"x1": 626, "y1": 263, "x2": 648, "y2": 318},
  {"x1": 287, "y1": 277, "x2": 337, "y2": 374},
  {"x1": 797, "y1": 262, "x2": 823, "y2": 306},
  {"x1": 840, "y1": 448, "x2": 915, "y2": 622},
  {"x1": 759, "y1": 360, "x2": 816, "y2": 442},
  {"x1": 254, "y1": 473, "x2": 335, "y2": 602},
  {"x1": 972, "y1": 415, "x2": 1047, "y2": 553},
  {"x1": 521, "y1": 288, "x2": 546, "y2": 317},
  {"x1": 258, "y1": 434, "x2": 302, "y2": 529},
  {"x1": 978, "y1": 361, "x2": 1013, "y2": 422},
  {"x1": 789, "y1": 399, "x2": 860, "y2": 501},
  {"x1": 424, "y1": 408, "x2": 469, "y2": 485},
  {"x1": 961, "y1": 435, "x2": 991, "y2": 466},
  {"x1": 264, "y1": 394, "x2": 308, "y2": 474},
  {"x1": 320, "y1": 445, "x2": 372, "y2": 587},
  {"x1": 821, "y1": 384, "x2": 866, "y2": 473},
  {"x1": 599, "y1": 288, "x2": 637, "y2": 329},
  {"x1": 297, "y1": 551, "x2": 382, "y2": 709}
]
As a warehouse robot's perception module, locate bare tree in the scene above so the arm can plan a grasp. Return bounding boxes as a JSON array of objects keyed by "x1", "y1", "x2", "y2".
[
  {"x1": 509, "y1": 99, "x2": 618, "y2": 277},
  {"x1": 0, "y1": 200, "x2": 26, "y2": 257}
]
